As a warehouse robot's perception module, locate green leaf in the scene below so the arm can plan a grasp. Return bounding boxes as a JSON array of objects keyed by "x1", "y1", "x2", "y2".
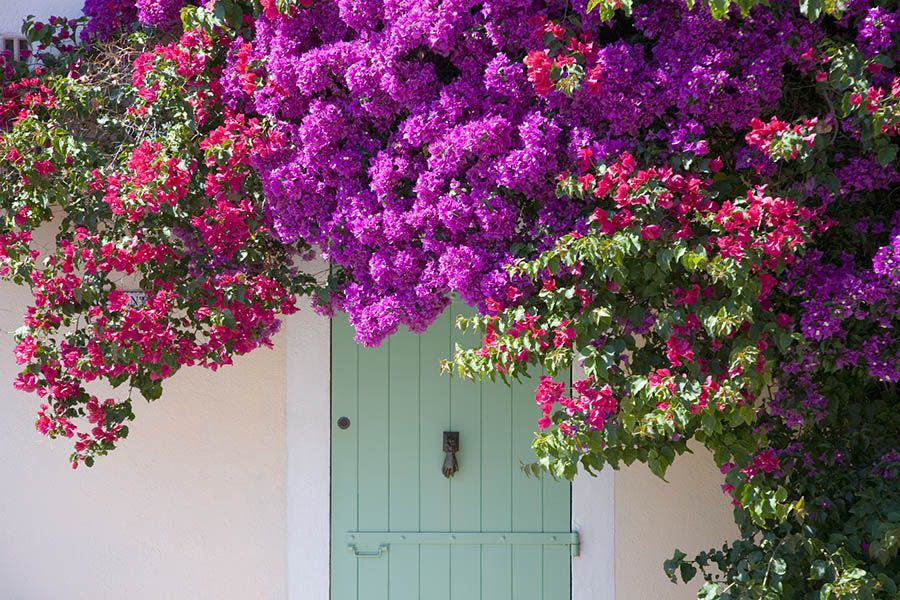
[
  {"x1": 664, "y1": 550, "x2": 687, "y2": 582},
  {"x1": 876, "y1": 144, "x2": 898, "y2": 167},
  {"x1": 772, "y1": 557, "x2": 787, "y2": 575},
  {"x1": 222, "y1": 309, "x2": 237, "y2": 330},
  {"x1": 708, "y1": 0, "x2": 730, "y2": 19},
  {"x1": 699, "y1": 582, "x2": 719, "y2": 600},
  {"x1": 679, "y1": 562, "x2": 698, "y2": 582},
  {"x1": 141, "y1": 379, "x2": 163, "y2": 401},
  {"x1": 799, "y1": 0, "x2": 822, "y2": 20},
  {"x1": 876, "y1": 573, "x2": 897, "y2": 595},
  {"x1": 810, "y1": 560, "x2": 829, "y2": 580}
]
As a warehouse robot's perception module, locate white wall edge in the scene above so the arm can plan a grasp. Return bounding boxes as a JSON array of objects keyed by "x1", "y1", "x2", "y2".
[
  {"x1": 571, "y1": 357, "x2": 615, "y2": 600},
  {"x1": 572, "y1": 466, "x2": 615, "y2": 600},
  {"x1": 285, "y1": 304, "x2": 331, "y2": 600}
]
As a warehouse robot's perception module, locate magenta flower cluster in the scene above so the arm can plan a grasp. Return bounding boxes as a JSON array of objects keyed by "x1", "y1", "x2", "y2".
[
  {"x1": 227, "y1": 0, "x2": 820, "y2": 345},
  {"x1": 80, "y1": 0, "x2": 138, "y2": 40},
  {"x1": 80, "y1": 0, "x2": 186, "y2": 39},
  {"x1": 135, "y1": 0, "x2": 186, "y2": 27},
  {"x1": 855, "y1": 4, "x2": 900, "y2": 57}
]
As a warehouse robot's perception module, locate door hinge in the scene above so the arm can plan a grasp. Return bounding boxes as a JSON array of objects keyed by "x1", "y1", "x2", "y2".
[{"x1": 346, "y1": 531, "x2": 581, "y2": 557}]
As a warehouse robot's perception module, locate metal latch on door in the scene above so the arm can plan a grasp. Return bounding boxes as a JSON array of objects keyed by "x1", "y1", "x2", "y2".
[{"x1": 347, "y1": 531, "x2": 581, "y2": 558}]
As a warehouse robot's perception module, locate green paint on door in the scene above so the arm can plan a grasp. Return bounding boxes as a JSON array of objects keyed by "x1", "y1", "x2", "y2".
[{"x1": 331, "y1": 304, "x2": 572, "y2": 600}]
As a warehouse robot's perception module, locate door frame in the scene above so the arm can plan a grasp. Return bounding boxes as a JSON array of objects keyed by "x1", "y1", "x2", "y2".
[{"x1": 284, "y1": 306, "x2": 614, "y2": 600}]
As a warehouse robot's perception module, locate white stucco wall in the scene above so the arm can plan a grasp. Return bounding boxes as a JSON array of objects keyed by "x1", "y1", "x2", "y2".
[
  {"x1": 0, "y1": 279, "x2": 289, "y2": 599},
  {"x1": 615, "y1": 449, "x2": 737, "y2": 598},
  {"x1": 0, "y1": 0, "x2": 84, "y2": 36},
  {"x1": 285, "y1": 294, "x2": 331, "y2": 600},
  {"x1": 573, "y1": 468, "x2": 616, "y2": 600}
]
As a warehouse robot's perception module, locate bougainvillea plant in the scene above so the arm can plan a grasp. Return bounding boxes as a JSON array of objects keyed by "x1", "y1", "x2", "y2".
[
  {"x1": 1, "y1": 0, "x2": 897, "y2": 597},
  {"x1": 1, "y1": 8, "x2": 322, "y2": 466}
]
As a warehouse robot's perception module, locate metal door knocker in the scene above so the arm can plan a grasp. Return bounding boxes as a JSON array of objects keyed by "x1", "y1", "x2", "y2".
[{"x1": 442, "y1": 431, "x2": 459, "y2": 478}]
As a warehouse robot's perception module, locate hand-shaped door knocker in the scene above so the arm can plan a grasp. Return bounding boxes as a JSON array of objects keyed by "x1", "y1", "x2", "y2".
[{"x1": 442, "y1": 431, "x2": 459, "y2": 478}]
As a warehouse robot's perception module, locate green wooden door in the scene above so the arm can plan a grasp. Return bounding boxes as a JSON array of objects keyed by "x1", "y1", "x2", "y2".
[{"x1": 331, "y1": 304, "x2": 573, "y2": 600}]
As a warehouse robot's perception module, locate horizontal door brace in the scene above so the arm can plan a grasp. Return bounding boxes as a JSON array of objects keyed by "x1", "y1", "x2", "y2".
[{"x1": 346, "y1": 531, "x2": 580, "y2": 557}]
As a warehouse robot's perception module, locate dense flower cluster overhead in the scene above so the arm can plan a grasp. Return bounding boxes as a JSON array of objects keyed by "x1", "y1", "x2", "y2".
[
  {"x1": 1, "y1": 0, "x2": 898, "y2": 597},
  {"x1": 226, "y1": 0, "x2": 829, "y2": 345}
]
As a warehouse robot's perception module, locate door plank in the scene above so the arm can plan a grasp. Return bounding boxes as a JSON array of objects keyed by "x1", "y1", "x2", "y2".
[
  {"x1": 418, "y1": 309, "x2": 451, "y2": 600},
  {"x1": 542, "y1": 464, "x2": 572, "y2": 597},
  {"x1": 511, "y1": 546, "x2": 543, "y2": 600},
  {"x1": 480, "y1": 352, "x2": 514, "y2": 600},
  {"x1": 419, "y1": 546, "x2": 451, "y2": 600},
  {"x1": 388, "y1": 330, "x2": 421, "y2": 600},
  {"x1": 511, "y1": 377, "x2": 543, "y2": 535},
  {"x1": 510, "y1": 376, "x2": 545, "y2": 600},
  {"x1": 481, "y1": 545, "x2": 513, "y2": 600},
  {"x1": 449, "y1": 302, "x2": 482, "y2": 599},
  {"x1": 481, "y1": 374, "x2": 513, "y2": 533},
  {"x1": 357, "y1": 340, "x2": 390, "y2": 599},
  {"x1": 331, "y1": 316, "x2": 360, "y2": 600},
  {"x1": 450, "y1": 546, "x2": 481, "y2": 600}
]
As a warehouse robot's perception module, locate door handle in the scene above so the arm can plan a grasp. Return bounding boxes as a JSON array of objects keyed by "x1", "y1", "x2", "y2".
[
  {"x1": 348, "y1": 544, "x2": 388, "y2": 558},
  {"x1": 442, "y1": 431, "x2": 459, "y2": 478}
]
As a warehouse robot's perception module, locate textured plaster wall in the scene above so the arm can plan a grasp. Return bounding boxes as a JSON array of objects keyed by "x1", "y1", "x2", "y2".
[
  {"x1": 0, "y1": 0, "x2": 84, "y2": 36},
  {"x1": 573, "y1": 468, "x2": 616, "y2": 600},
  {"x1": 284, "y1": 284, "x2": 331, "y2": 600},
  {"x1": 615, "y1": 447, "x2": 738, "y2": 599},
  {"x1": 0, "y1": 280, "x2": 289, "y2": 599}
]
